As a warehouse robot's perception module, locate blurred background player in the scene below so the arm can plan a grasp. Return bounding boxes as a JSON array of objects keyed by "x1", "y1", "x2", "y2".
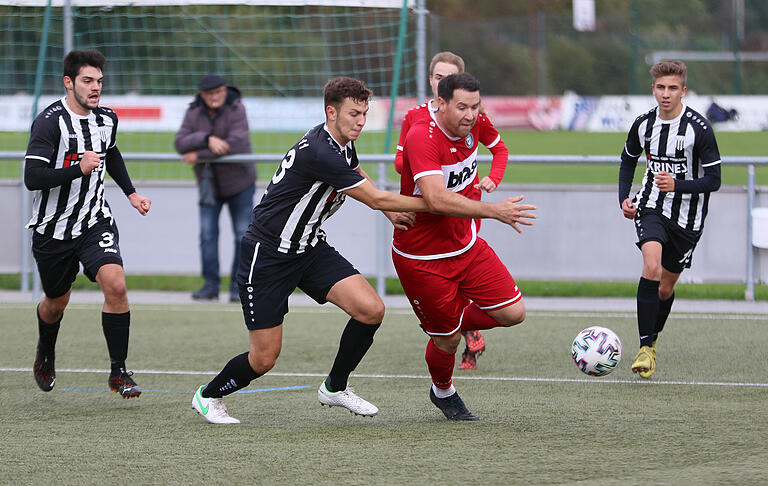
[
  {"x1": 619, "y1": 60, "x2": 721, "y2": 378},
  {"x1": 191, "y1": 77, "x2": 430, "y2": 424},
  {"x1": 393, "y1": 73, "x2": 536, "y2": 420},
  {"x1": 394, "y1": 51, "x2": 510, "y2": 370},
  {"x1": 25, "y1": 49, "x2": 151, "y2": 398},
  {"x1": 175, "y1": 74, "x2": 256, "y2": 303}
]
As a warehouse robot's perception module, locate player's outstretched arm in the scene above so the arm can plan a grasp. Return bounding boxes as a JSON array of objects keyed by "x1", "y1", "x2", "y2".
[
  {"x1": 344, "y1": 180, "x2": 428, "y2": 213},
  {"x1": 487, "y1": 195, "x2": 537, "y2": 234},
  {"x1": 417, "y1": 174, "x2": 536, "y2": 233}
]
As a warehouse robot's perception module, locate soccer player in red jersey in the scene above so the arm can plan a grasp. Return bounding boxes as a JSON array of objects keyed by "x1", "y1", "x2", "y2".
[
  {"x1": 394, "y1": 52, "x2": 510, "y2": 369},
  {"x1": 392, "y1": 73, "x2": 536, "y2": 420}
]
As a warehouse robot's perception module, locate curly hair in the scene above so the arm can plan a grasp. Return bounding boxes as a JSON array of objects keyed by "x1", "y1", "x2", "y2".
[{"x1": 323, "y1": 77, "x2": 373, "y2": 112}]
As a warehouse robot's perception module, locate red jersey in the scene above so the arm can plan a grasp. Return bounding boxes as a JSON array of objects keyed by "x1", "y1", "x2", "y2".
[
  {"x1": 394, "y1": 99, "x2": 508, "y2": 187},
  {"x1": 392, "y1": 110, "x2": 503, "y2": 260}
]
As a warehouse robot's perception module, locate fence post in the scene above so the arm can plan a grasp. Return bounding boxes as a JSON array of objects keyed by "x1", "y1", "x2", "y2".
[
  {"x1": 376, "y1": 159, "x2": 388, "y2": 296},
  {"x1": 745, "y1": 163, "x2": 755, "y2": 301}
]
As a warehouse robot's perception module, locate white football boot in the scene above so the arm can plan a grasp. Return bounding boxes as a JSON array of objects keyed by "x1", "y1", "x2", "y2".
[
  {"x1": 317, "y1": 381, "x2": 379, "y2": 416},
  {"x1": 192, "y1": 386, "x2": 240, "y2": 424}
]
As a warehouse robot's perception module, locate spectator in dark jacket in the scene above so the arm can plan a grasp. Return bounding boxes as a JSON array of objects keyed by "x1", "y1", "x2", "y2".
[{"x1": 175, "y1": 74, "x2": 256, "y2": 302}]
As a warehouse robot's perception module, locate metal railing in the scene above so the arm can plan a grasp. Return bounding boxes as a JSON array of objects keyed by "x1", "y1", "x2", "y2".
[{"x1": 3, "y1": 151, "x2": 767, "y2": 300}]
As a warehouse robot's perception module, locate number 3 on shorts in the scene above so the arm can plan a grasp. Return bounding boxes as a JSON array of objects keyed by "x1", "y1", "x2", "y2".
[{"x1": 98, "y1": 231, "x2": 115, "y2": 248}]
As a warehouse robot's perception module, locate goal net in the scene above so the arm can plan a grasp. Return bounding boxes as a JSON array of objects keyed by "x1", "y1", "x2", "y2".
[{"x1": 0, "y1": 0, "x2": 419, "y2": 177}]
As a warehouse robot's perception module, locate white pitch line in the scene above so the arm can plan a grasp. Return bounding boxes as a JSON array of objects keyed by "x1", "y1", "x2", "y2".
[
  {"x1": 3, "y1": 302, "x2": 764, "y2": 320},
  {"x1": 2, "y1": 367, "x2": 766, "y2": 388},
  {"x1": 528, "y1": 311, "x2": 768, "y2": 321}
]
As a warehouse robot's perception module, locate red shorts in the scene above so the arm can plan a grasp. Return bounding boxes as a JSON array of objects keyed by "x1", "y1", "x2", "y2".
[{"x1": 392, "y1": 238, "x2": 521, "y2": 336}]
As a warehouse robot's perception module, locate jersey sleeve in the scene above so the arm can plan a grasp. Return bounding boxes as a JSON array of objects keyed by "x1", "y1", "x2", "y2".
[
  {"x1": 403, "y1": 123, "x2": 443, "y2": 181},
  {"x1": 108, "y1": 110, "x2": 119, "y2": 149},
  {"x1": 674, "y1": 125, "x2": 722, "y2": 194},
  {"x1": 477, "y1": 115, "x2": 507, "y2": 185},
  {"x1": 618, "y1": 117, "x2": 644, "y2": 204},
  {"x1": 304, "y1": 144, "x2": 365, "y2": 191},
  {"x1": 105, "y1": 147, "x2": 136, "y2": 196},
  {"x1": 623, "y1": 117, "x2": 643, "y2": 158},
  {"x1": 25, "y1": 114, "x2": 60, "y2": 165},
  {"x1": 696, "y1": 124, "x2": 721, "y2": 167},
  {"x1": 393, "y1": 111, "x2": 412, "y2": 175},
  {"x1": 24, "y1": 112, "x2": 84, "y2": 190}
]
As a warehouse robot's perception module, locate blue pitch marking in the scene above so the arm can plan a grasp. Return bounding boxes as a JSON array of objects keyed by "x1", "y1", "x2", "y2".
[{"x1": 59, "y1": 385, "x2": 312, "y2": 393}]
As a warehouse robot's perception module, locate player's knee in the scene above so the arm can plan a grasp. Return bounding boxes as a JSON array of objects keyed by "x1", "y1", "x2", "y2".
[
  {"x1": 496, "y1": 302, "x2": 526, "y2": 327},
  {"x1": 248, "y1": 350, "x2": 279, "y2": 374},
  {"x1": 659, "y1": 286, "x2": 674, "y2": 301},
  {"x1": 102, "y1": 278, "x2": 128, "y2": 300},
  {"x1": 355, "y1": 298, "x2": 385, "y2": 324},
  {"x1": 432, "y1": 333, "x2": 462, "y2": 353},
  {"x1": 42, "y1": 294, "x2": 69, "y2": 318},
  {"x1": 642, "y1": 261, "x2": 662, "y2": 280}
]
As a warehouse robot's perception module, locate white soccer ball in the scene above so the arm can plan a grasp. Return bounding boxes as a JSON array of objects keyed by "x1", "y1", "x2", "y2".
[{"x1": 571, "y1": 326, "x2": 622, "y2": 376}]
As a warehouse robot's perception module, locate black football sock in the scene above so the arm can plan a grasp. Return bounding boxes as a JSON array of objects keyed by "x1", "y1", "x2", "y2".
[
  {"x1": 102, "y1": 311, "x2": 130, "y2": 375},
  {"x1": 325, "y1": 319, "x2": 381, "y2": 392},
  {"x1": 202, "y1": 352, "x2": 261, "y2": 398},
  {"x1": 656, "y1": 292, "x2": 675, "y2": 336},
  {"x1": 37, "y1": 306, "x2": 61, "y2": 357},
  {"x1": 637, "y1": 277, "x2": 660, "y2": 348}
]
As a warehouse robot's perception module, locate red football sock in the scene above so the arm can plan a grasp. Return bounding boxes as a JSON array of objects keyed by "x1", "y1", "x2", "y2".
[
  {"x1": 425, "y1": 339, "x2": 455, "y2": 389},
  {"x1": 460, "y1": 302, "x2": 499, "y2": 331}
]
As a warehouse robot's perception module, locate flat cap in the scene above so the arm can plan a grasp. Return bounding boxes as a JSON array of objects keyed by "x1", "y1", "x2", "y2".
[{"x1": 198, "y1": 74, "x2": 226, "y2": 91}]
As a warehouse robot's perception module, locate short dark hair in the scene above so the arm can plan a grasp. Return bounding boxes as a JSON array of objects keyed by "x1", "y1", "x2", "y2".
[
  {"x1": 63, "y1": 49, "x2": 106, "y2": 82},
  {"x1": 323, "y1": 77, "x2": 372, "y2": 112},
  {"x1": 437, "y1": 73, "x2": 480, "y2": 102}
]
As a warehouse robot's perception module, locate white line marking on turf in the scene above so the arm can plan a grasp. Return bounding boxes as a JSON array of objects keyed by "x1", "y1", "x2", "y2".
[
  {"x1": 3, "y1": 302, "x2": 765, "y2": 320},
  {"x1": 2, "y1": 367, "x2": 766, "y2": 388},
  {"x1": 528, "y1": 311, "x2": 768, "y2": 321}
]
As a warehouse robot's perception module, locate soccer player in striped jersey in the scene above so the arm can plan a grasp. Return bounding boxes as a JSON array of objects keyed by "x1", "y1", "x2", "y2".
[
  {"x1": 619, "y1": 60, "x2": 721, "y2": 378},
  {"x1": 25, "y1": 50, "x2": 152, "y2": 398},
  {"x1": 394, "y1": 51, "x2": 510, "y2": 370},
  {"x1": 192, "y1": 77, "x2": 434, "y2": 424}
]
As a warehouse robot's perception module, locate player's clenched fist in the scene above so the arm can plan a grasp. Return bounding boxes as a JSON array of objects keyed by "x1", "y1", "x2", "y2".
[
  {"x1": 495, "y1": 195, "x2": 536, "y2": 233},
  {"x1": 621, "y1": 198, "x2": 637, "y2": 220},
  {"x1": 79, "y1": 150, "x2": 101, "y2": 175},
  {"x1": 128, "y1": 192, "x2": 152, "y2": 216}
]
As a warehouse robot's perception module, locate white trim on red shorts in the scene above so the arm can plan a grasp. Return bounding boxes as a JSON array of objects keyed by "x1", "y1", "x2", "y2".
[
  {"x1": 423, "y1": 320, "x2": 463, "y2": 337},
  {"x1": 392, "y1": 219, "x2": 477, "y2": 261},
  {"x1": 476, "y1": 291, "x2": 522, "y2": 310}
]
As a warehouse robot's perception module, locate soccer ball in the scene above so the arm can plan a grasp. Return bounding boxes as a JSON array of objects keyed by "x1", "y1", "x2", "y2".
[{"x1": 571, "y1": 326, "x2": 622, "y2": 376}]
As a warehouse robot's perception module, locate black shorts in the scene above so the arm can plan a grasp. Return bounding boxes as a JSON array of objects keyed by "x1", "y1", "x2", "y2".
[
  {"x1": 235, "y1": 237, "x2": 359, "y2": 330},
  {"x1": 32, "y1": 218, "x2": 123, "y2": 298},
  {"x1": 634, "y1": 210, "x2": 700, "y2": 274}
]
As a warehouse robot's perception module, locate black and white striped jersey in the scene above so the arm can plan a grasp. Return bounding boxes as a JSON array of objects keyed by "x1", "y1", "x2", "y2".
[
  {"x1": 24, "y1": 97, "x2": 119, "y2": 240},
  {"x1": 619, "y1": 104, "x2": 721, "y2": 233},
  {"x1": 246, "y1": 123, "x2": 366, "y2": 254}
]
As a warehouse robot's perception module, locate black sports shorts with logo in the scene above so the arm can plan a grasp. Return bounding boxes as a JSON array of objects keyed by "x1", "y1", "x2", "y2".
[
  {"x1": 634, "y1": 209, "x2": 700, "y2": 274},
  {"x1": 31, "y1": 218, "x2": 123, "y2": 298},
  {"x1": 235, "y1": 236, "x2": 359, "y2": 330}
]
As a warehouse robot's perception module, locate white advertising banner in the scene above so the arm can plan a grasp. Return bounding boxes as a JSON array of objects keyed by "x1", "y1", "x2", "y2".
[
  {"x1": 559, "y1": 92, "x2": 768, "y2": 132},
  {"x1": 3, "y1": 93, "x2": 768, "y2": 133},
  {"x1": 0, "y1": 95, "x2": 337, "y2": 133}
]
